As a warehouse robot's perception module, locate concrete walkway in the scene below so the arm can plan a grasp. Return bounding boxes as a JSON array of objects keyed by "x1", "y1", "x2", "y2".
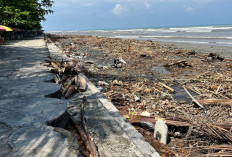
[{"x1": 0, "y1": 38, "x2": 78, "y2": 157}]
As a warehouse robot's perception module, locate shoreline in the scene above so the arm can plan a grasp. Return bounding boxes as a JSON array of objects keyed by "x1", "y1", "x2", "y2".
[
  {"x1": 50, "y1": 31, "x2": 232, "y2": 59},
  {"x1": 156, "y1": 41, "x2": 232, "y2": 59}
]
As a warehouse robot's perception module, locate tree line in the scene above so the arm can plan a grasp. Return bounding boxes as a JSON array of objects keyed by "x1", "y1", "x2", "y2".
[{"x1": 0, "y1": 0, "x2": 54, "y2": 30}]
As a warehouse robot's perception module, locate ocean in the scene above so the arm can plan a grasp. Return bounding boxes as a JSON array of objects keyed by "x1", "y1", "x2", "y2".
[{"x1": 51, "y1": 25, "x2": 232, "y2": 47}]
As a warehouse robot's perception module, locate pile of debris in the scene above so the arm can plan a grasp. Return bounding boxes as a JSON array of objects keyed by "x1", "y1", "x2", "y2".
[
  {"x1": 44, "y1": 55, "x2": 99, "y2": 156},
  {"x1": 44, "y1": 58, "x2": 87, "y2": 99},
  {"x1": 46, "y1": 34, "x2": 232, "y2": 157},
  {"x1": 100, "y1": 78, "x2": 232, "y2": 156}
]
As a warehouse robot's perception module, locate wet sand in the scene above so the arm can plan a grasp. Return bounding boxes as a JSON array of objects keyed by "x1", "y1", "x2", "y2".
[{"x1": 159, "y1": 41, "x2": 232, "y2": 59}]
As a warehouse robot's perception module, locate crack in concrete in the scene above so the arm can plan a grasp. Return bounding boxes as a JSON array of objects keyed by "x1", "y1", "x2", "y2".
[
  {"x1": 0, "y1": 86, "x2": 3, "y2": 98},
  {"x1": 0, "y1": 121, "x2": 14, "y2": 155},
  {"x1": 0, "y1": 121, "x2": 13, "y2": 133}
]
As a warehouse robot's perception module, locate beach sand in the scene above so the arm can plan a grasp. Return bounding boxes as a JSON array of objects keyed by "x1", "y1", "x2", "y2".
[{"x1": 159, "y1": 41, "x2": 232, "y2": 59}]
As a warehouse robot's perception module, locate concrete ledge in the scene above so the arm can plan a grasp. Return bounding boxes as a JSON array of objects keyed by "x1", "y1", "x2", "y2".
[{"x1": 86, "y1": 76, "x2": 160, "y2": 157}]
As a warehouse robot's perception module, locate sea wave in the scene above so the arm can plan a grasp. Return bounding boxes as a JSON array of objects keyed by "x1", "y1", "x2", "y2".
[
  {"x1": 217, "y1": 42, "x2": 232, "y2": 45},
  {"x1": 142, "y1": 26, "x2": 232, "y2": 33},
  {"x1": 174, "y1": 41, "x2": 209, "y2": 44},
  {"x1": 114, "y1": 36, "x2": 140, "y2": 39},
  {"x1": 145, "y1": 28, "x2": 176, "y2": 33},
  {"x1": 140, "y1": 36, "x2": 232, "y2": 40},
  {"x1": 51, "y1": 25, "x2": 232, "y2": 47},
  {"x1": 114, "y1": 29, "x2": 145, "y2": 32}
]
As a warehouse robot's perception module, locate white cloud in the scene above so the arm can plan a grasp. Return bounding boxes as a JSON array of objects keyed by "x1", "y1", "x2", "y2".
[
  {"x1": 112, "y1": 4, "x2": 129, "y2": 16},
  {"x1": 184, "y1": 6, "x2": 194, "y2": 12},
  {"x1": 144, "y1": 0, "x2": 150, "y2": 9},
  {"x1": 193, "y1": 0, "x2": 214, "y2": 3},
  {"x1": 111, "y1": 0, "x2": 151, "y2": 9},
  {"x1": 82, "y1": 2, "x2": 96, "y2": 7}
]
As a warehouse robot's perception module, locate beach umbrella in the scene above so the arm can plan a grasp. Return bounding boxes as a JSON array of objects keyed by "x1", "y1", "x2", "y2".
[
  {"x1": 0, "y1": 26, "x2": 6, "y2": 31},
  {"x1": 0, "y1": 25, "x2": 13, "y2": 31}
]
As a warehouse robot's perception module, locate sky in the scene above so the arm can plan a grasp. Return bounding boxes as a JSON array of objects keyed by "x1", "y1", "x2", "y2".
[{"x1": 42, "y1": 0, "x2": 232, "y2": 31}]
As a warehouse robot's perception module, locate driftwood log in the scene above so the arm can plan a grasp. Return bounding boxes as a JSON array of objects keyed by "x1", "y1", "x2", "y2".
[
  {"x1": 165, "y1": 60, "x2": 192, "y2": 68},
  {"x1": 129, "y1": 115, "x2": 232, "y2": 131},
  {"x1": 62, "y1": 77, "x2": 75, "y2": 95},
  {"x1": 65, "y1": 85, "x2": 77, "y2": 99},
  {"x1": 197, "y1": 99, "x2": 232, "y2": 106}
]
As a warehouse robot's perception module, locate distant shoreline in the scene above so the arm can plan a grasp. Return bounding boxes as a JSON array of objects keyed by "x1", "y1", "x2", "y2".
[
  {"x1": 156, "y1": 41, "x2": 232, "y2": 59},
  {"x1": 48, "y1": 31, "x2": 232, "y2": 60},
  {"x1": 48, "y1": 25, "x2": 232, "y2": 56}
]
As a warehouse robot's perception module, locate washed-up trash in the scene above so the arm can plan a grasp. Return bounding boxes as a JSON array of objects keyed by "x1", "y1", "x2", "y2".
[
  {"x1": 46, "y1": 34, "x2": 232, "y2": 157},
  {"x1": 165, "y1": 60, "x2": 192, "y2": 68},
  {"x1": 77, "y1": 75, "x2": 87, "y2": 92},
  {"x1": 154, "y1": 118, "x2": 168, "y2": 145},
  {"x1": 103, "y1": 66, "x2": 108, "y2": 70},
  {"x1": 119, "y1": 56, "x2": 126, "y2": 64},
  {"x1": 144, "y1": 88, "x2": 152, "y2": 93},
  {"x1": 132, "y1": 122, "x2": 154, "y2": 130},
  {"x1": 141, "y1": 111, "x2": 151, "y2": 117},
  {"x1": 114, "y1": 57, "x2": 126, "y2": 68},
  {"x1": 112, "y1": 80, "x2": 123, "y2": 86},
  {"x1": 134, "y1": 95, "x2": 140, "y2": 102},
  {"x1": 207, "y1": 53, "x2": 224, "y2": 62},
  {"x1": 97, "y1": 86, "x2": 103, "y2": 91},
  {"x1": 140, "y1": 54, "x2": 147, "y2": 58},
  {"x1": 174, "y1": 131, "x2": 182, "y2": 137},
  {"x1": 187, "y1": 50, "x2": 196, "y2": 55},
  {"x1": 98, "y1": 81, "x2": 109, "y2": 86}
]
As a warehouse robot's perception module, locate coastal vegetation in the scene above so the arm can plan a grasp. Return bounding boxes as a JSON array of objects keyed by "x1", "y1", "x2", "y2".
[{"x1": 0, "y1": 0, "x2": 53, "y2": 30}]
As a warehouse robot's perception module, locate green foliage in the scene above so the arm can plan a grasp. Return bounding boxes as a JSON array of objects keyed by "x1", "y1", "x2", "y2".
[{"x1": 0, "y1": 0, "x2": 54, "y2": 30}]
